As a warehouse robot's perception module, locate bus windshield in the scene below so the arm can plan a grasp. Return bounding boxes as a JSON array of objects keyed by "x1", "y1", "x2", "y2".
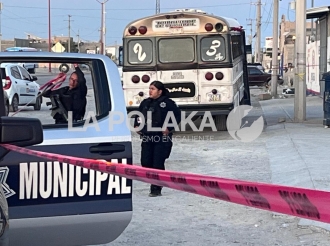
[{"x1": 158, "y1": 38, "x2": 195, "y2": 63}]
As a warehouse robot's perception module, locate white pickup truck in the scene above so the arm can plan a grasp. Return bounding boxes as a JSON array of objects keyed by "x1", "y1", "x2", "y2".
[{"x1": 0, "y1": 52, "x2": 133, "y2": 246}]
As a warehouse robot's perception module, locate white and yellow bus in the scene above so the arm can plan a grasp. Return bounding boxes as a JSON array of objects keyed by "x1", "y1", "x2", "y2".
[{"x1": 119, "y1": 9, "x2": 251, "y2": 130}]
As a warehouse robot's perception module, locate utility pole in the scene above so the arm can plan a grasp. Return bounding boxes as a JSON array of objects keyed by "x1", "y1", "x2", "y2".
[
  {"x1": 97, "y1": 0, "x2": 108, "y2": 55},
  {"x1": 77, "y1": 29, "x2": 80, "y2": 53},
  {"x1": 271, "y1": 0, "x2": 279, "y2": 97},
  {"x1": 156, "y1": 0, "x2": 160, "y2": 14},
  {"x1": 246, "y1": 18, "x2": 253, "y2": 45},
  {"x1": 294, "y1": 0, "x2": 307, "y2": 122},
  {"x1": 67, "y1": 15, "x2": 72, "y2": 53},
  {"x1": 0, "y1": 3, "x2": 3, "y2": 52},
  {"x1": 255, "y1": 0, "x2": 262, "y2": 62},
  {"x1": 311, "y1": 0, "x2": 314, "y2": 39},
  {"x1": 48, "y1": 0, "x2": 51, "y2": 72}
]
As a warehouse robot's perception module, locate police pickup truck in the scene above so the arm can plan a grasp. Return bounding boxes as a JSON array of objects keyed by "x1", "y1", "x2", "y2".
[{"x1": 0, "y1": 52, "x2": 133, "y2": 246}]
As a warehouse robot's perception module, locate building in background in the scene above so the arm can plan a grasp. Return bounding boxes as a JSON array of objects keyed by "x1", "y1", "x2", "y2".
[{"x1": 306, "y1": 6, "x2": 330, "y2": 96}]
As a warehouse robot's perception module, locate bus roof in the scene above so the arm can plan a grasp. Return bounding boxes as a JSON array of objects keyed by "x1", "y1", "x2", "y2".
[{"x1": 123, "y1": 9, "x2": 243, "y2": 36}]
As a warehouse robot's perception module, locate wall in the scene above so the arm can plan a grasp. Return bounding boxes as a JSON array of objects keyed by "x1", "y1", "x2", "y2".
[
  {"x1": 283, "y1": 44, "x2": 294, "y2": 68},
  {"x1": 306, "y1": 40, "x2": 320, "y2": 94}
]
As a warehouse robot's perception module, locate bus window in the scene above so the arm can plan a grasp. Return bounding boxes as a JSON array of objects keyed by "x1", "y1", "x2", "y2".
[
  {"x1": 201, "y1": 36, "x2": 226, "y2": 61},
  {"x1": 158, "y1": 38, "x2": 195, "y2": 63},
  {"x1": 231, "y1": 35, "x2": 243, "y2": 59},
  {"x1": 127, "y1": 39, "x2": 153, "y2": 64}
]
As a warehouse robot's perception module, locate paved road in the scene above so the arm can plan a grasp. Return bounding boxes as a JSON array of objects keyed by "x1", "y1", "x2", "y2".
[
  {"x1": 10, "y1": 79, "x2": 330, "y2": 245},
  {"x1": 104, "y1": 89, "x2": 330, "y2": 246}
]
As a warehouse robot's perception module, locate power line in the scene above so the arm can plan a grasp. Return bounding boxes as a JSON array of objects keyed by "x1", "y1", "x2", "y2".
[
  {"x1": 262, "y1": 1, "x2": 273, "y2": 32},
  {"x1": 3, "y1": 3, "x2": 252, "y2": 11}
]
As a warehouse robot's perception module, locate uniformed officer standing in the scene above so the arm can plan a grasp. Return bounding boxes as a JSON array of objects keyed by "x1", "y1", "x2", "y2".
[{"x1": 134, "y1": 81, "x2": 181, "y2": 197}]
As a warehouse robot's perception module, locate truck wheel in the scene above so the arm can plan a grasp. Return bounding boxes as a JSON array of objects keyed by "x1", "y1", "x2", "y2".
[
  {"x1": 0, "y1": 185, "x2": 9, "y2": 242},
  {"x1": 213, "y1": 115, "x2": 227, "y2": 131}
]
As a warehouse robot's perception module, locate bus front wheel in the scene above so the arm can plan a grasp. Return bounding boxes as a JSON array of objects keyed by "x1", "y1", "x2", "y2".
[{"x1": 213, "y1": 115, "x2": 227, "y2": 131}]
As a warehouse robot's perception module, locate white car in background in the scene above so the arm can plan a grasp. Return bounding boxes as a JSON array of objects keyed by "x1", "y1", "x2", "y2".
[{"x1": 1, "y1": 63, "x2": 41, "y2": 112}]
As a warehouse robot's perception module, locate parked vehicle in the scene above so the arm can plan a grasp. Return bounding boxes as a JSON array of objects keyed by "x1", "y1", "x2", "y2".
[
  {"x1": 1, "y1": 63, "x2": 41, "y2": 112},
  {"x1": 248, "y1": 63, "x2": 265, "y2": 72},
  {"x1": 247, "y1": 65, "x2": 283, "y2": 87},
  {"x1": 0, "y1": 52, "x2": 132, "y2": 246},
  {"x1": 4, "y1": 47, "x2": 39, "y2": 74}
]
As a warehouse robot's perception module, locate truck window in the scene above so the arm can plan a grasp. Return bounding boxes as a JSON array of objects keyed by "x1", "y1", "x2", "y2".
[{"x1": 4, "y1": 61, "x2": 110, "y2": 127}]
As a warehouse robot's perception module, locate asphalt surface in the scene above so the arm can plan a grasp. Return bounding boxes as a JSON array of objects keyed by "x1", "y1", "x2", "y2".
[
  {"x1": 10, "y1": 73, "x2": 330, "y2": 245},
  {"x1": 105, "y1": 88, "x2": 330, "y2": 246}
]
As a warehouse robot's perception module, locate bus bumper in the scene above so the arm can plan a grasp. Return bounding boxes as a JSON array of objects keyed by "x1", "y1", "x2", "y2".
[{"x1": 126, "y1": 103, "x2": 234, "y2": 117}]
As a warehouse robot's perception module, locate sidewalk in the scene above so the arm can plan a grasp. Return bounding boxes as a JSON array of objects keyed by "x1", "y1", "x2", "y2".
[{"x1": 259, "y1": 94, "x2": 330, "y2": 230}]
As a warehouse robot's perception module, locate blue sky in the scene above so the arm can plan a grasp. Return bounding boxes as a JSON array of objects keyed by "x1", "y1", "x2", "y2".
[{"x1": 1, "y1": 0, "x2": 328, "y2": 48}]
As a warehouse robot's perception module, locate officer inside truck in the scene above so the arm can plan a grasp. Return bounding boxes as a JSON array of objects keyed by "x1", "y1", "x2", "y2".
[{"x1": 44, "y1": 64, "x2": 87, "y2": 124}]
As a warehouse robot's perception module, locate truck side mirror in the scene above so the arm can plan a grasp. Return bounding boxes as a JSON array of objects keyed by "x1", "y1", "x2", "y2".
[{"x1": 0, "y1": 116, "x2": 43, "y2": 159}]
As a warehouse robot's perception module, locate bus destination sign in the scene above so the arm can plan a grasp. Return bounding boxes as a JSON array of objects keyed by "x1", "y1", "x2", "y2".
[{"x1": 152, "y1": 18, "x2": 200, "y2": 32}]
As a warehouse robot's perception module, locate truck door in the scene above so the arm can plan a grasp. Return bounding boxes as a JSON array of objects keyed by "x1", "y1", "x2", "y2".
[{"x1": 1, "y1": 59, "x2": 133, "y2": 246}]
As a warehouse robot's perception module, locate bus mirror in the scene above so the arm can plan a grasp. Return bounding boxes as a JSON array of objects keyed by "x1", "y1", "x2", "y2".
[
  {"x1": 245, "y1": 45, "x2": 252, "y2": 54},
  {"x1": 118, "y1": 46, "x2": 123, "y2": 66},
  {"x1": 215, "y1": 23, "x2": 223, "y2": 32}
]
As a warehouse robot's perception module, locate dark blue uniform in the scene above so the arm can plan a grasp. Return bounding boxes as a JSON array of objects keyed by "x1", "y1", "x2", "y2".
[
  {"x1": 134, "y1": 95, "x2": 181, "y2": 196},
  {"x1": 43, "y1": 66, "x2": 87, "y2": 124}
]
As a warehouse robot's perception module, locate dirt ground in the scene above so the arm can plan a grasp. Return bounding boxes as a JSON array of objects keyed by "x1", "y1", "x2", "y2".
[{"x1": 106, "y1": 88, "x2": 330, "y2": 246}]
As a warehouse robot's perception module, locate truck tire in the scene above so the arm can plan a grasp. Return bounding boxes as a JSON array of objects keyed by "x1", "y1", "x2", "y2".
[{"x1": 0, "y1": 185, "x2": 9, "y2": 245}]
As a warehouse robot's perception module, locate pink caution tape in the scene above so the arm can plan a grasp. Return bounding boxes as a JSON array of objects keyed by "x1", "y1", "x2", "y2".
[{"x1": 2, "y1": 144, "x2": 329, "y2": 223}]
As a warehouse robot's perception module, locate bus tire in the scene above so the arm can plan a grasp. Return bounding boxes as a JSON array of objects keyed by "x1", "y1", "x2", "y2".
[{"x1": 213, "y1": 115, "x2": 227, "y2": 131}]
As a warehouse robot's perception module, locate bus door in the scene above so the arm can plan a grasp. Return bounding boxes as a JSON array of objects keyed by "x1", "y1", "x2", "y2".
[{"x1": 156, "y1": 36, "x2": 199, "y2": 105}]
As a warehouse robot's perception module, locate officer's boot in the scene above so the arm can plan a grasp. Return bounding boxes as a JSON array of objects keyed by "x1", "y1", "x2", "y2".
[{"x1": 149, "y1": 185, "x2": 162, "y2": 197}]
